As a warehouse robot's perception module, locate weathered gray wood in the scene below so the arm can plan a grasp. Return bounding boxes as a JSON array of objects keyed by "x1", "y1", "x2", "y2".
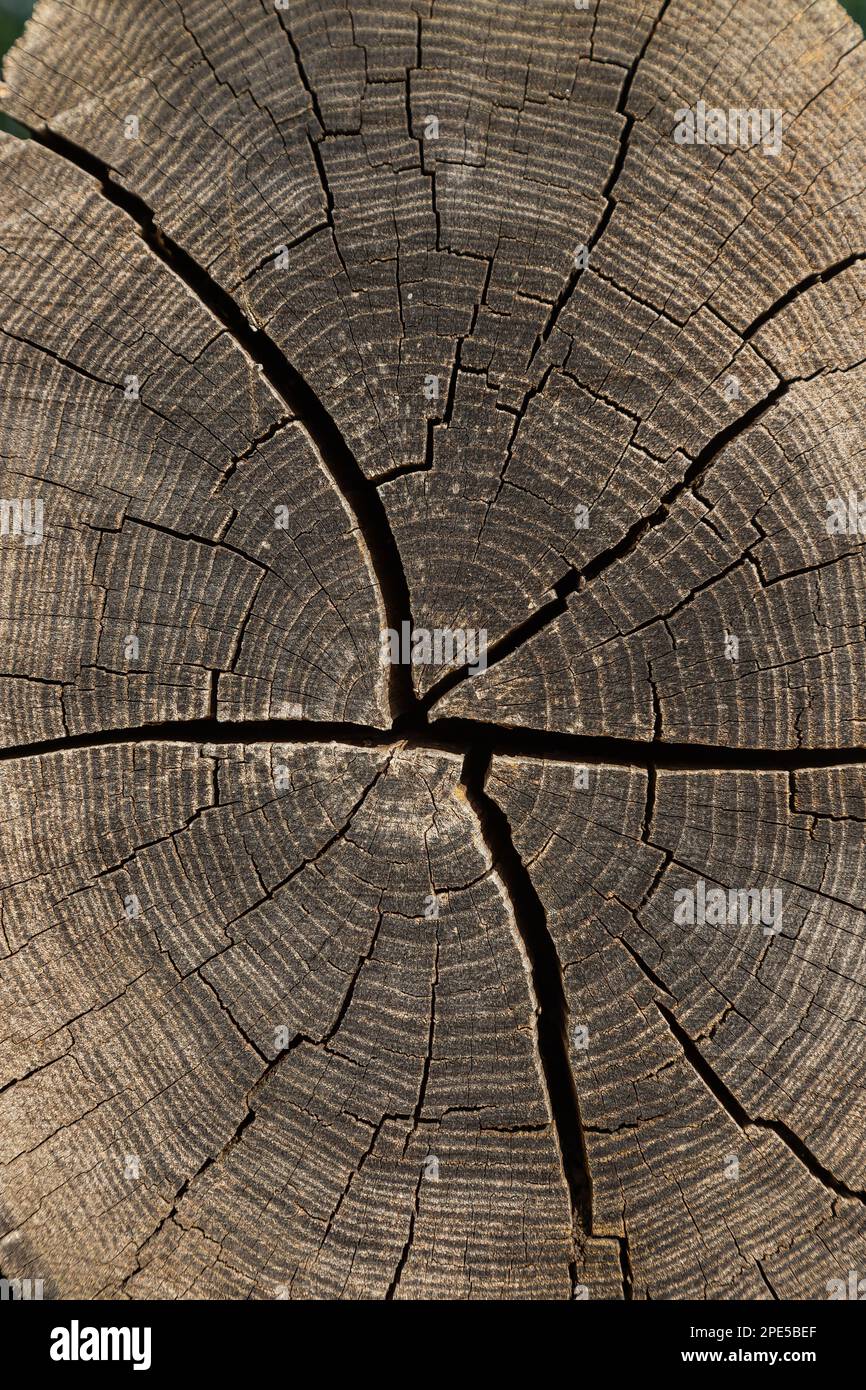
[
  {"x1": 438, "y1": 300, "x2": 866, "y2": 744},
  {"x1": 488, "y1": 757, "x2": 866, "y2": 1299},
  {"x1": 0, "y1": 742, "x2": 573, "y2": 1298},
  {"x1": 0, "y1": 0, "x2": 864, "y2": 1301},
  {"x1": 0, "y1": 140, "x2": 390, "y2": 739}
]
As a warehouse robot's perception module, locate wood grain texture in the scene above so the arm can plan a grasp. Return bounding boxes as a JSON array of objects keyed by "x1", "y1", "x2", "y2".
[
  {"x1": 0, "y1": 135, "x2": 392, "y2": 739},
  {"x1": 0, "y1": 742, "x2": 574, "y2": 1298},
  {"x1": 0, "y1": 0, "x2": 864, "y2": 1300},
  {"x1": 487, "y1": 757, "x2": 866, "y2": 1299}
]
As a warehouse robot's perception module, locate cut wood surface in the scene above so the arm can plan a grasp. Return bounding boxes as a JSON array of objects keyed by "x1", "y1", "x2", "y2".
[{"x1": 0, "y1": 0, "x2": 864, "y2": 1300}]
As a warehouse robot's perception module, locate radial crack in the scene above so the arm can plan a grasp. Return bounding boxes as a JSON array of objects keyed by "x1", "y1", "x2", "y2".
[
  {"x1": 422, "y1": 359, "x2": 838, "y2": 710},
  {"x1": 10, "y1": 120, "x2": 418, "y2": 725},
  {"x1": 656, "y1": 1001, "x2": 866, "y2": 1206},
  {"x1": 3, "y1": 714, "x2": 866, "y2": 772},
  {"x1": 461, "y1": 745, "x2": 592, "y2": 1239}
]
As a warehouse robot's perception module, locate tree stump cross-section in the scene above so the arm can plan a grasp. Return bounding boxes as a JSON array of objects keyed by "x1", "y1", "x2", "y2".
[{"x1": 0, "y1": 0, "x2": 865, "y2": 1300}]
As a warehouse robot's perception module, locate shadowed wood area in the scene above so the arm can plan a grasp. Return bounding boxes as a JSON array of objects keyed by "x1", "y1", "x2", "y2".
[{"x1": 0, "y1": 0, "x2": 864, "y2": 1300}]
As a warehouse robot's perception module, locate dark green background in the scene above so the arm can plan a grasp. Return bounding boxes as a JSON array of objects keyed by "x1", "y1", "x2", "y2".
[{"x1": 0, "y1": 0, "x2": 31, "y2": 59}]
